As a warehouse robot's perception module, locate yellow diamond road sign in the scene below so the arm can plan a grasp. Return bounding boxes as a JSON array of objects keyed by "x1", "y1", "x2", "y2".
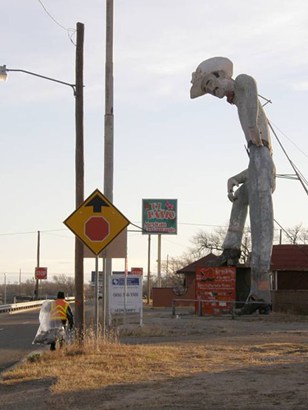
[{"x1": 64, "y1": 189, "x2": 130, "y2": 255}]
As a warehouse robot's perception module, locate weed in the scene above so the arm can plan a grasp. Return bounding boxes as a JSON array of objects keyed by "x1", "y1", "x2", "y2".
[{"x1": 27, "y1": 353, "x2": 41, "y2": 363}]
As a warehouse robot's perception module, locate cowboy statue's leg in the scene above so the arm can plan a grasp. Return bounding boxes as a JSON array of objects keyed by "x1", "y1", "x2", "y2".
[
  {"x1": 212, "y1": 183, "x2": 249, "y2": 266},
  {"x1": 247, "y1": 146, "x2": 275, "y2": 304}
]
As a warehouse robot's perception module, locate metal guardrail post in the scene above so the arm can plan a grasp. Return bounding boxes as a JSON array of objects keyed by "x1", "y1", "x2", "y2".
[
  {"x1": 172, "y1": 300, "x2": 176, "y2": 317},
  {"x1": 231, "y1": 301, "x2": 235, "y2": 319},
  {"x1": 198, "y1": 300, "x2": 203, "y2": 316}
]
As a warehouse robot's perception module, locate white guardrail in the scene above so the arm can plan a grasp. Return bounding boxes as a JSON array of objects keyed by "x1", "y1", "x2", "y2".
[{"x1": 0, "y1": 298, "x2": 75, "y2": 314}]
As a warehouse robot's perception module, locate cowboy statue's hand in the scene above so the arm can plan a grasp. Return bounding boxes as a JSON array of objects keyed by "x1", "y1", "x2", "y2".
[{"x1": 227, "y1": 177, "x2": 239, "y2": 202}]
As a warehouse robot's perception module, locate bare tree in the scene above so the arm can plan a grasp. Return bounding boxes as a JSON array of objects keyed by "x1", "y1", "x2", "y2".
[
  {"x1": 274, "y1": 223, "x2": 308, "y2": 245},
  {"x1": 285, "y1": 224, "x2": 308, "y2": 244},
  {"x1": 191, "y1": 228, "x2": 226, "y2": 254},
  {"x1": 191, "y1": 227, "x2": 251, "y2": 263}
]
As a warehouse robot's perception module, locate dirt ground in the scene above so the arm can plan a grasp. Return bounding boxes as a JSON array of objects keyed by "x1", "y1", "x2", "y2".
[{"x1": 1, "y1": 306, "x2": 308, "y2": 410}]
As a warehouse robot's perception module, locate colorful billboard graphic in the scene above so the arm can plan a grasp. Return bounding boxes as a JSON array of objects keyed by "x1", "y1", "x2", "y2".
[
  {"x1": 142, "y1": 199, "x2": 177, "y2": 235},
  {"x1": 195, "y1": 266, "x2": 236, "y2": 315}
]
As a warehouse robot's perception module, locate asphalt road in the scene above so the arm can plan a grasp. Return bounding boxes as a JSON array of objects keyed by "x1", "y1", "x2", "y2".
[
  {"x1": 0, "y1": 301, "x2": 98, "y2": 374},
  {"x1": 0, "y1": 308, "x2": 44, "y2": 373}
]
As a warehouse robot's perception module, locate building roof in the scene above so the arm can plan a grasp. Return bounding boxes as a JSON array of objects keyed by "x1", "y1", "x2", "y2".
[
  {"x1": 176, "y1": 245, "x2": 308, "y2": 274},
  {"x1": 176, "y1": 252, "x2": 218, "y2": 274},
  {"x1": 271, "y1": 245, "x2": 308, "y2": 271}
]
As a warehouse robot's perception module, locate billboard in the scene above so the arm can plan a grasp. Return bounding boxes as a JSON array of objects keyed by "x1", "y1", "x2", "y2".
[
  {"x1": 142, "y1": 199, "x2": 177, "y2": 234},
  {"x1": 195, "y1": 266, "x2": 236, "y2": 315}
]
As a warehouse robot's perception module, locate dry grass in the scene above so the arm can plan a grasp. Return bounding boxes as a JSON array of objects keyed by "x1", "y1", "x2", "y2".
[{"x1": 2, "y1": 326, "x2": 308, "y2": 395}]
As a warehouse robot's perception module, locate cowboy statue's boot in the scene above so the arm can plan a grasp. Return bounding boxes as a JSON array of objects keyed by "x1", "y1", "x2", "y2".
[
  {"x1": 236, "y1": 270, "x2": 272, "y2": 315},
  {"x1": 237, "y1": 294, "x2": 271, "y2": 315}
]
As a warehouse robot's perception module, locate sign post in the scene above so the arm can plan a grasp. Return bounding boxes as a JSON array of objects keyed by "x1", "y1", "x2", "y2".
[
  {"x1": 142, "y1": 199, "x2": 177, "y2": 290},
  {"x1": 94, "y1": 255, "x2": 99, "y2": 338}
]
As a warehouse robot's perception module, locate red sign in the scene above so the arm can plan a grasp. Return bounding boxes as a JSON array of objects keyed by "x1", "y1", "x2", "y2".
[
  {"x1": 85, "y1": 216, "x2": 109, "y2": 241},
  {"x1": 35, "y1": 267, "x2": 47, "y2": 280},
  {"x1": 195, "y1": 266, "x2": 235, "y2": 315},
  {"x1": 131, "y1": 267, "x2": 143, "y2": 275}
]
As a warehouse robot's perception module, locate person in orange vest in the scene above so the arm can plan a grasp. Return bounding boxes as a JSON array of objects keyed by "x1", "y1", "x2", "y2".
[{"x1": 49, "y1": 291, "x2": 74, "y2": 351}]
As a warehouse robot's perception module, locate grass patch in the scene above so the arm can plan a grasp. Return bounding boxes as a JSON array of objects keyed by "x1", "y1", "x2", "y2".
[
  {"x1": 2, "y1": 332, "x2": 308, "y2": 395},
  {"x1": 27, "y1": 353, "x2": 42, "y2": 363}
]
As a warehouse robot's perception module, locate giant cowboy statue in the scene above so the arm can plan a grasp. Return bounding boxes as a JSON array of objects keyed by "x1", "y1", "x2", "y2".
[{"x1": 190, "y1": 57, "x2": 276, "y2": 314}]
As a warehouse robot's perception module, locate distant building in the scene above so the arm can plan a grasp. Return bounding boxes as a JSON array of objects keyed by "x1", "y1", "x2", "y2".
[{"x1": 152, "y1": 245, "x2": 308, "y2": 313}]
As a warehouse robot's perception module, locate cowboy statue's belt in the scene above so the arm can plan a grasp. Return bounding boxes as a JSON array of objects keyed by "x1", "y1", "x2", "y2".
[{"x1": 248, "y1": 139, "x2": 270, "y2": 149}]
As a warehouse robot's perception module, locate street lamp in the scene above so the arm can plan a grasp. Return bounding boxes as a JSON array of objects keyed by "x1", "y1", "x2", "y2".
[
  {"x1": 0, "y1": 66, "x2": 7, "y2": 81},
  {"x1": 0, "y1": 65, "x2": 76, "y2": 94},
  {"x1": 0, "y1": 22, "x2": 85, "y2": 337}
]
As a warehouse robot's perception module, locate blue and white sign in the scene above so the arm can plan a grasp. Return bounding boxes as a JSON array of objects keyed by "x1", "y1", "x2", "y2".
[
  {"x1": 109, "y1": 274, "x2": 142, "y2": 314},
  {"x1": 112, "y1": 277, "x2": 140, "y2": 286}
]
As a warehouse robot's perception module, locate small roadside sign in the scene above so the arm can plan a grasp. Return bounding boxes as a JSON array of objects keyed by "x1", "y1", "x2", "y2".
[
  {"x1": 131, "y1": 267, "x2": 143, "y2": 275},
  {"x1": 35, "y1": 267, "x2": 47, "y2": 280},
  {"x1": 109, "y1": 275, "x2": 143, "y2": 314}
]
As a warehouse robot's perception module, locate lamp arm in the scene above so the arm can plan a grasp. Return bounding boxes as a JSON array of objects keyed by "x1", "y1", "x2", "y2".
[{"x1": 6, "y1": 68, "x2": 76, "y2": 95}]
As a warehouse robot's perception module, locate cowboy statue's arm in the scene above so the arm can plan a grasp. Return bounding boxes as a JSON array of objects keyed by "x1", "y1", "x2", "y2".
[
  {"x1": 227, "y1": 169, "x2": 248, "y2": 202},
  {"x1": 236, "y1": 74, "x2": 263, "y2": 146}
]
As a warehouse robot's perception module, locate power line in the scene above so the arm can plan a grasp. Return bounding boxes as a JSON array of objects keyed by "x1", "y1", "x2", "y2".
[
  {"x1": 269, "y1": 119, "x2": 308, "y2": 160},
  {"x1": 0, "y1": 229, "x2": 66, "y2": 236},
  {"x1": 269, "y1": 120, "x2": 308, "y2": 197},
  {"x1": 37, "y1": 0, "x2": 76, "y2": 45}
]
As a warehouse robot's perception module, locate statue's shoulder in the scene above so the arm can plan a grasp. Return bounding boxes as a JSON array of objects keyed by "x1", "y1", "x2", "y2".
[
  {"x1": 235, "y1": 73, "x2": 257, "y2": 89},
  {"x1": 234, "y1": 74, "x2": 258, "y2": 100}
]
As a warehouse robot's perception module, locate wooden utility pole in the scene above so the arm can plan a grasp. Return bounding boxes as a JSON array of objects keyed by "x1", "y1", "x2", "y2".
[
  {"x1": 74, "y1": 22, "x2": 85, "y2": 340},
  {"x1": 34, "y1": 230, "x2": 40, "y2": 299}
]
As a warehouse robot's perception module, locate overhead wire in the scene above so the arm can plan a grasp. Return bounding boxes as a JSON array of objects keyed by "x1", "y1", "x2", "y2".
[
  {"x1": 37, "y1": 0, "x2": 76, "y2": 45},
  {"x1": 257, "y1": 95, "x2": 308, "y2": 240},
  {"x1": 268, "y1": 120, "x2": 308, "y2": 197}
]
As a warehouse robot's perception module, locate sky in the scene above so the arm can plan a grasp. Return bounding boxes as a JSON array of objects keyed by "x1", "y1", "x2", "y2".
[{"x1": 1, "y1": 0, "x2": 308, "y2": 285}]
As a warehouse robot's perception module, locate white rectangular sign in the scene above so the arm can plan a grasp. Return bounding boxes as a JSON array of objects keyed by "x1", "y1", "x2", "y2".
[{"x1": 109, "y1": 275, "x2": 142, "y2": 314}]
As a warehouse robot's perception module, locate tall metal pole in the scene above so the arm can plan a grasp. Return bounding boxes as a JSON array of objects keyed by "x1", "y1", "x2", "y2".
[
  {"x1": 104, "y1": 0, "x2": 114, "y2": 326},
  {"x1": 102, "y1": 257, "x2": 107, "y2": 337},
  {"x1": 75, "y1": 22, "x2": 85, "y2": 340}
]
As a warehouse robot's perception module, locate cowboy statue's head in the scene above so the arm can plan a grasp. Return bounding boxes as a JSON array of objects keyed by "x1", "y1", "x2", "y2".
[{"x1": 190, "y1": 56, "x2": 233, "y2": 99}]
